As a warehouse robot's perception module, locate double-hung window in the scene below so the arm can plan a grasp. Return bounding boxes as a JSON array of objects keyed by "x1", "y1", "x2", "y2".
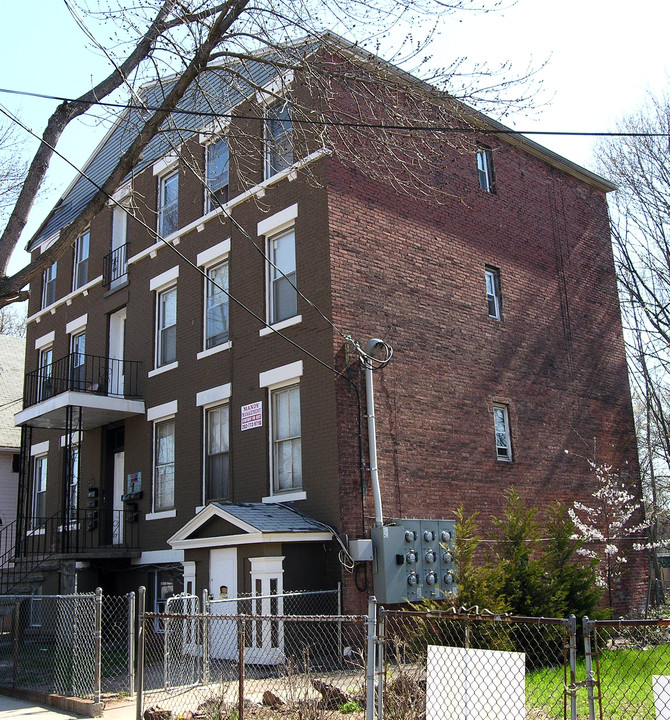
[
  {"x1": 156, "y1": 286, "x2": 177, "y2": 367},
  {"x1": 268, "y1": 228, "x2": 297, "y2": 324},
  {"x1": 32, "y1": 455, "x2": 47, "y2": 529},
  {"x1": 158, "y1": 170, "x2": 179, "y2": 237},
  {"x1": 477, "y1": 145, "x2": 495, "y2": 193},
  {"x1": 265, "y1": 100, "x2": 293, "y2": 178},
  {"x1": 73, "y1": 231, "x2": 90, "y2": 290},
  {"x1": 206, "y1": 137, "x2": 229, "y2": 211},
  {"x1": 271, "y1": 384, "x2": 302, "y2": 492},
  {"x1": 42, "y1": 262, "x2": 57, "y2": 308},
  {"x1": 493, "y1": 404, "x2": 512, "y2": 461},
  {"x1": 39, "y1": 346, "x2": 53, "y2": 401},
  {"x1": 485, "y1": 267, "x2": 502, "y2": 320},
  {"x1": 70, "y1": 331, "x2": 86, "y2": 391},
  {"x1": 68, "y1": 445, "x2": 79, "y2": 521},
  {"x1": 205, "y1": 404, "x2": 230, "y2": 502},
  {"x1": 154, "y1": 419, "x2": 175, "y2": 511},
  {"x1": 205, "y1": 261, "x2": 229, "y2": 349}
]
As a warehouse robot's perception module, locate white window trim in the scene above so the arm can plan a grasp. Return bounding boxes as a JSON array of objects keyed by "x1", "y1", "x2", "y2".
[
  {"x1": 152, "y1": 415, "x2": 176, "y2": 514},
  {"x1": 65, "y1": 314, "x2": 87, "y2": 335},
  {"x1": 255, "y1": 70, "x2": 294, "y2": 107},
  {"x1": 259, "y1": 314, "x2": 302, "y2": 337},
  {"x1": 485, "y1": 267, "x2": 502, "y2": 320},
  {"x1": 202, "y1": 401, "x2": 230, "y2": 506},
  {"x1": 60, "y1": 431, "x2": 83, "y2": 447},
  {"x1": 147, "y1": 400, "x2": 178, "y2": 422},
  {"x1": 197, "y1": 239, "x2": 230, "y2": 268},
  {"x1": 259, "y1": 361, "x2": 303, "y2": 389},
  {"x1": 148, "y1": 361, "x2": 178, "y2": 378},
  {"x1": 153, "y1": 154, "x2": 178, "y2": 176},
  {"x1": 150, "y1": 266, "x2": 180, "y2": 292},
  {"x1": 493, "y1": 403, "x2": 513, "y2": 462},
  {"x1": 35, "y1": 331, "x2": 55, "y2": 350},
  {"x1": 196, "y1": 384, "x2": 232, "y2": 408},
  {"x1": 31, "y1": 441, "x2": 50, "y2": 457},
  {"x1": 197, "y1": 343, "x2": 231, "y2": 360},
  {"x1": 200, "y1": 252, "x2": 230, "y2": 355},
  {"x1": 262, "y1": 365, "x2": 303, "y2": 499},
  {"x1": 257, "y1": 204, "x2": 298, "y2": 238},
  {"x1": 146, "y1": 509, "x2": 177, "y2": 521},
  {"x1": 73, "y1": 231, "x2": 90, "y2": 291},
  {"x1": 198, "y1": 118, "x2": 231, "y2": 145},
  {"x1": 262, "y1": 490, "x2": 306, "y2": 504}
]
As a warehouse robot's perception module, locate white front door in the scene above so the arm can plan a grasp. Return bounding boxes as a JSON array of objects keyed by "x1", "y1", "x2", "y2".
[
  {"x1": 209, "y1": 548, "x2": 238, "y2": 660},
  {"x1": 110, "y1": 205, "x2": 128, "y2": 289},
  {"x1": 108, "y1": 308, "x2": 126, "y2": 396},
  {"x1": 112, "y1": 451, "x2": 124, "y2": 545},
  {"x1": 246, "y1": 556, "x2": 285, "y2": 665}
]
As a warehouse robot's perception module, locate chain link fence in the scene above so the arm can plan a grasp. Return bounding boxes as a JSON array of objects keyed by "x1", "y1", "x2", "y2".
[
  {"x1": 380, "y1": 608, "x2": 573, "y2": 720},
  {"x1": 140, "y1": 592, "x2": 367, "y2": 719},
  {"x1": 586, "y1": 617, "x2": 670, "y2": 720},
  {"x1": 0, "y1": 589, "x2": 134, "y2": 701}
]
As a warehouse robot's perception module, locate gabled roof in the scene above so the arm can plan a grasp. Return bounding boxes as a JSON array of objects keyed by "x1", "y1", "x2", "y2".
[
  {"x1": 168, "y1": 501, "x2": 333, "y2": 550},
  {"x1": 29, "y1": 34, "x2": 614, "y2": 252},
  {"x1": 0, "y1": 335, "x2": 25, "y2": 449}
]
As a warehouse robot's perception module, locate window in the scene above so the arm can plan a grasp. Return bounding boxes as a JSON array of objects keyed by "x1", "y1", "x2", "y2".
[
  {"x1": 477, "y1": 145, "x2": 495, "y2": 193},
  {"x1": 154, "y1": 419, "x2": 175, "y2": 511},
  {"x1": 485, "y1": 267, "x2": 502, "y2": 319},
  {"x1": 271, "y1": 384, "x2": 301, "y2": 492},
  {"x1": 39, "y1": 346, "x2": 53, "y2": 401},
  {"x1": 32, "y1": 455, "x2": 47, "y2": 529},
  {"x1": 73, "y1": 231, "x2": 90, "y2": 290},
  {"x1": 268, "y1": 228, "x2": 297, "y2": 324},
  {"x1": 67, "y1": 445, "x2": 79, "y2": 521},
  {"x1": 265, "y1": 100, "x2": 293, "y2": 178},
  {"x1": 493, "y1": 404, "x2": 512, "y2": 461},
  {"x1": 156, "y1": 286, "x2": 177, "y2": 367},
  {"x1": 205, "y1": 404, "x2": 230, "y2": 502},
  {"x1": 158, "y1": 170, "x2": 179, "y2": 237},
  {"x1": 107, "y1": 205, "x2": 128, "y2": 289},
  {"x1": 70, "y1": 331, "x2": 86, "y2": 391},
  {"x1": 42, "y1": 262, "x2": 57, "y2": 308},
  {"x1": 205, "y1": 260, "x2": 229, "y2": 349},
  {"x1": 30, "y1": 587, "x2": 43, "y2": 627},
  {"x1": 206, "y1": 137, "x2": 229, "y2": 211}
]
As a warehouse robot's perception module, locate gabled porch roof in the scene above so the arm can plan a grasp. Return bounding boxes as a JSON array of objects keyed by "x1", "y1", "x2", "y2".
[{"x1": 168, "y1": 502, "x2": 333, "y2": 551}]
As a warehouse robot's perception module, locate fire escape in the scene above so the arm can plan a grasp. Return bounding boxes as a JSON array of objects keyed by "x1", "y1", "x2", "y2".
[{"x1": 3, "y1": 328, "x2": 145, "y2": 593}]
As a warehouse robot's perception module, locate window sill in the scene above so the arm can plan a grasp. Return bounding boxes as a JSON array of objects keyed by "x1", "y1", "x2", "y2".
[
  {"x1": 148, "y1": 361, "x2": 178, "y2": 378},
  {"x1": 146, "y1": 509, "x2": 177, "y2": 521},
  {"x1": 259, "y1": 315, "x2": 302, "y2": 337},
  {"x1": 197, "y1": 341, "x2": 231, "y2": 360},
  {"x1": 262, "y1": 490, "x2": 306, "y2": 504}
]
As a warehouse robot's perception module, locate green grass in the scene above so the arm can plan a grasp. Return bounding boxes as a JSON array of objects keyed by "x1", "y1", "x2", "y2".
[{"x1": 527, "y1": 643, "x2": 670, "y2": 720}]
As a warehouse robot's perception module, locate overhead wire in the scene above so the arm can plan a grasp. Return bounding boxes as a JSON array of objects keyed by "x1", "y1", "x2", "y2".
[
  {"x1": 0, "y1": 102, "x2": 351, "y2": 384},
  {"x1": 1, "y1": 85, "x2": 670, "y2": 138}
]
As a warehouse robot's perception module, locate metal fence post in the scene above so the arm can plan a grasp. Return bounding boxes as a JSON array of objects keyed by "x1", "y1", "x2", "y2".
[
  {"x1": 583, "y1": 616, "x2": 596, "y2": 720},
  {"x1": 128, "y1": 592, "x2": 136, "y2": 699},
  {"x1": 568, "y1": 615, "x2": 577, "y2": 720},
  {"x1": 238, "y1": 617, "x2": 245, "y2": 720},
  {"x1": 202, "y1": 588, "x2": 210, "y2": 686},
  {"x1": 366, "y1": 596, "x2": 377, "y2": 720},
  {"x1": 94, "y1": 587, "x2": 102, "y2": 705},
  {"x1": 136, "y1": 586, "x2": 146, "y2": 720},
  {"x1": 376, "y1": 606, "x2": 385, "y2": 720}
]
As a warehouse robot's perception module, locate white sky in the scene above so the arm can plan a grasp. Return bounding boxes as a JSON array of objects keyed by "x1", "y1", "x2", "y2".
[{"x1": 0, "y1": 0, "x2": 668, "y2": 273}]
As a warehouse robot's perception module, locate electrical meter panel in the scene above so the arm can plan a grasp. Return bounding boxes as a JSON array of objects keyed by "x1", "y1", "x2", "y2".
[{"x1": 371, "y1": 518, "x2": 456, "y2": 604}]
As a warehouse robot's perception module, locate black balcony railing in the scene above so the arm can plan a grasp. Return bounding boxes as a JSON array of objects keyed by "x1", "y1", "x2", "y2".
[
  {"x1": 103, "y1": 243, "x2": 128, "y2": 288},
  {"x1": 0, "y1": 509, "x2": 139, "y2": 595},
  {"x1": 24, "y1": 353, "x2": 141, "y2": 408}
]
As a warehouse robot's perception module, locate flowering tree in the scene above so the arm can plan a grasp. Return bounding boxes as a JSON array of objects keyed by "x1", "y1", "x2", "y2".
[{"x1": 569, "y1": 461, "x2": 648, "y2": 611}]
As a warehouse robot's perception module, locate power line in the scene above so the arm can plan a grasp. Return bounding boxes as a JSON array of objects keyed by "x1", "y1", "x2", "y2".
[
  {"x1": 1, "y1": 85, "x2": 669, "y2": 138},
  {"x1": 0, "y1": 103, "x2": 352, "y2": 384}
]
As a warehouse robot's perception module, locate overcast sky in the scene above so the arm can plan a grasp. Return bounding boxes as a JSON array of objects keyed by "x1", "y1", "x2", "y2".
[{"x1": 0, "y1": 0, "x2": 668, "y2": 272}]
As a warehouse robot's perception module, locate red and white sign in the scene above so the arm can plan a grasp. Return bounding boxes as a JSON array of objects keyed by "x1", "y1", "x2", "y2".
[{"x1": 241, "y1": 401, "x2": 263, "y2": 431}]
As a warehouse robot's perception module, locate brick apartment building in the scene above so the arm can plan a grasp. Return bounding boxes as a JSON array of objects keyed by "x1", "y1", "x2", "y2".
[{"x1": 11, "y1": 37, "x2": 643, "y2": 615}]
